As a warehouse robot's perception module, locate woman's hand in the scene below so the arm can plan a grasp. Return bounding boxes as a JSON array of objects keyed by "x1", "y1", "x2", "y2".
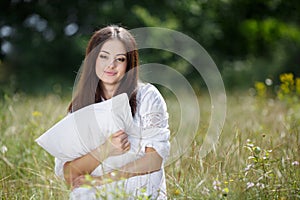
[
  {"x1": 72, "y1": 175, "x2": 101, "y2": 189},
  {"x1": 71, "y1": 147, "x2": 162, "y2": 189},
  {"x1": 103, "y1": 130, "x2": 131, "y2": 157},
  {"x1": 72, "y1": 175, "x2": 91, "y2": 189},
  {"x1": 63, "y1": 130, "x2": 130, "y2": 185},
  {"x1": 71, "y1": 173, "x2": 116, "y2": 189}
]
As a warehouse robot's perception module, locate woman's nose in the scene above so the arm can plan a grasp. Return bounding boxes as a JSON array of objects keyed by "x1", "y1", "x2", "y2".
[{"x1": 107, "y1": 59, "x2": 117, "y2": 68}]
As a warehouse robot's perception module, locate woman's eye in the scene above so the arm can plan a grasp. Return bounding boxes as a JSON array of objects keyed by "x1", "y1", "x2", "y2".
[
  {"x1": 116, "y1": 57, "x2": 126, "y2": 62},
  {"x1": 99, "y1": 55, "x2": 108, "y2": 59}
]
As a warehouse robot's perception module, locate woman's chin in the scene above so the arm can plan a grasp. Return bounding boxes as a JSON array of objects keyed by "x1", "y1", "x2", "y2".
[{"x1": 101, "y1": 79, "x2": 121, "y2": 87}]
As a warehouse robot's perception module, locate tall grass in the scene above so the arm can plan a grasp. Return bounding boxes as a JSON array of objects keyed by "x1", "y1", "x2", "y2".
[
  {"x1": 166, "y1": 94, "x2": 300, "y2": 199},
  {"x1": 0, "y1": 93, "x2": 70, "y2": 199},
  {"x1": 0, "y1": 91, "x2": 299, "y2": 199}
]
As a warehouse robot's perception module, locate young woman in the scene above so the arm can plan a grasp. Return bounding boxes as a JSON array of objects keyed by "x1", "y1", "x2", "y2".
[{"x1": 54, "y1": 25, "x2": 170, "y2": 199}]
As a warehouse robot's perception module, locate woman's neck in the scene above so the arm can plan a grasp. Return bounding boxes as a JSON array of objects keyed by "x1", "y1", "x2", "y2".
[{"x1": 101, "y1": 83, "x2": 119, "y2": 99}]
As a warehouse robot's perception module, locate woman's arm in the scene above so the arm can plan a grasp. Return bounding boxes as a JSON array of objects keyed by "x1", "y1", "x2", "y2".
[
  {"x1": 119, "y1": 147, "x2": 163, "y2": 177},
  {"x1": 72, "y1": 147, "x2": 163, "y2": 188},
  {"x1": 63, "y1": 130, "x2": 130, "y2": 185}
]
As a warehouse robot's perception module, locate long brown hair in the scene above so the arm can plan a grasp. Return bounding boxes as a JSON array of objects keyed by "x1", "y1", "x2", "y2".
[{"x1": 68, "y1": 25, "x2": 139, "y2": 116}]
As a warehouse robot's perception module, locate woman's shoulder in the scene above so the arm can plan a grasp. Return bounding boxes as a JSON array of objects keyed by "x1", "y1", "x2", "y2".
[
  {"x1": 136, "y1": 82, "x2": 166, "y2": 108},
  {"x1": 137, "y1": 82, "x2": 162, "y2": 100},
  {"x1": 135, "y1": 82, "x2": 168, "y2": 117}
]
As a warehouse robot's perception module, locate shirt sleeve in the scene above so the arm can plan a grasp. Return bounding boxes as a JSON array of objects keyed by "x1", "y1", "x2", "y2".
[
  {"x1": 54, "y1": 157, "x2": 66, "y2": 180},
  {"x1": 138, "y1": 84, "x2": 170, "y2": 162}
]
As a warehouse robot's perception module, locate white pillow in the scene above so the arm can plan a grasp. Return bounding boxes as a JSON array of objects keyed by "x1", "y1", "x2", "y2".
[{"x1": 35, "y1": 93, "x2": 138, "y2": 162}]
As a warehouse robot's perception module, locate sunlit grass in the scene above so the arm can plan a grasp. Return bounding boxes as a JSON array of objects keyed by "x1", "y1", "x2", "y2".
[
  {"x1": 166, "y1": 93, "x2": 300, "y2": 199},
  {"x1": 1, "y1": 91, "x2": 299, "y2": 199},
  {"x1": 0, "y1": 93, "x2": 70, "y2": 199}
]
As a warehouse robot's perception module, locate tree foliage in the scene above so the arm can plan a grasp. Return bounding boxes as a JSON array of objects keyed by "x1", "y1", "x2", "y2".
[{"x1": 0, "y1": 0, "x2": 300, "y2": 93}]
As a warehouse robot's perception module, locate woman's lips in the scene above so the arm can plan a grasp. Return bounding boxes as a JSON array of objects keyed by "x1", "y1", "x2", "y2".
[{"x1": 104, "y1": 71, "x2": 117, "y2": 76}]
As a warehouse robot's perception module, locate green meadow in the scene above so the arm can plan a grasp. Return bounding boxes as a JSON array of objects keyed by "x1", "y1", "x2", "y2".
[
  {"x1": 1, "y1": 74, "x2": 299, "y2": 199},
  {"x1": 2, "y1": 0, "x2": 300, "y2": 199}
]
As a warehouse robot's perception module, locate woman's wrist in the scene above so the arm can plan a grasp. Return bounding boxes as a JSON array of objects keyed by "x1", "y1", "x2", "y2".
[{"x1": 90, "y1": 144, "x2": 108, "y2": 163}]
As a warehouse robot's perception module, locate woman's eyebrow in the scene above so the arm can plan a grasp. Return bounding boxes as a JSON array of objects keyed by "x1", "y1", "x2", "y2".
[
  {"x1": 100, "y1": 51, "x2": 126, "y2": 56},
  {"x1": 100, "y1": 50, "x2": 110, "y2": 54},
  {"x1": 116, "y1": 53, "x2": 126, "y2": 56}
]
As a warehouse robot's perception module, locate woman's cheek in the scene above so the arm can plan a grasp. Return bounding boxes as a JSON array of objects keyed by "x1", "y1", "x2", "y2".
[{"x1": 95, "y1": 64, "x2": 104, "y2": 79}]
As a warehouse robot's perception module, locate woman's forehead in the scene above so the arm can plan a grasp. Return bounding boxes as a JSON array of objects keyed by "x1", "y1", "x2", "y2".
[{"x1": 100, "y1": 39, "x2": 126, "y2": 55}]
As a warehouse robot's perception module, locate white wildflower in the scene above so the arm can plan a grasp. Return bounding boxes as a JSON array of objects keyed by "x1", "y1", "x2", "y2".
[
  {"x1": 292, "y1": 161, "x2": 299, "y2": 166},
  {"x1": 246, "y1": 182, "x2": 255, "y2": 189},
  {"x1": 213, "y1": 180, "x2": 221, "y2": 190},
  {"x1": 201, "y1": 187, "x2": 210, "y2": 195},
  {"x1": 244, "y1": 164, "x2": 252, "y2": 171},
  {"x1": 1, "y1": 145, "x2": 8, "y2": 154},
  {"x1": 256, "y1": 182, "x2": 265, "y2": 189}
]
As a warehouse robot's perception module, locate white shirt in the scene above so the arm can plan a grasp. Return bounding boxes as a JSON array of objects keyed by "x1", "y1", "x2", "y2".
[{"x1": 54, "y1": 83, "x2": 170, "y2": 199}]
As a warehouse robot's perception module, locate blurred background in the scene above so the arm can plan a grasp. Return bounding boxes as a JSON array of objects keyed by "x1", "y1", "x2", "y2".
[
  {"x1": 0, "y1": 0, "x2": 299, "y2": 95},
  {"x1": 1, "y1": 2, "x2": 300, "y2": 198}
]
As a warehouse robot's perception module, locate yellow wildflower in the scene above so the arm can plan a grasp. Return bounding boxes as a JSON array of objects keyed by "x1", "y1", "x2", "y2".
[
  {"x1": 255, "y1": 81, "x2": 266, "y2": 97},
  {"x1": 280, "y1": 73, "x2": 294, "y2": 84},
  {"x1": 296, "y1": 78, "x2": 300, "y2": 95},
  {"x1": 279, "y1": 73, "x2": 294, "y2": 95},
  {"x1": 222, "y1": 187, "x2": 229, "y2": 194},
  {"x1": 277, "y1": 73, "x2": 300, "y2": 101},
  {"x1": 173, "y1": 189, "x2": 180, "y2": 195},
  {"x1": 280, "y1": 83, "x2": 289, "y2": 94},
  {"x1": 32, "y1": 111, "x2": 42, "y2": 117}
]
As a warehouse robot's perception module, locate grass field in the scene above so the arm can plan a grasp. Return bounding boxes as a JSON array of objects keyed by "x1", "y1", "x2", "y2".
[{"x1": 0, "y1": 90, "x2": 299, "y2": 199}]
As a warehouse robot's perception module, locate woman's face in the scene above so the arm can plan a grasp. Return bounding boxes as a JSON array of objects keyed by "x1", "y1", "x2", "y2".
[{"x1": 96, "y1": 39, "x2": 127, "y2": 88}]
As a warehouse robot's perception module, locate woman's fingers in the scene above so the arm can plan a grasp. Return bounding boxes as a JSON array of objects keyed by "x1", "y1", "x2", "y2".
[
  {"x1": 120, "y1": 133, "x2": 128, "y2": 143},
  {"x1": 115, "y1": 131, "x2": 127, "y2": 140},
  {"x1": 72, "y1": 175, "x2": 85, "y2": 188},
  {"x1": 120, "y1": 134, "x2": 130, "y2": 151},
  {"x1": 112, "y1": 130, "x2": 124, "y2": 137},
  {"x1": 122, "y1": 140, "x2": 131, "y2": 151},
  {"x1": 113, "y1": 130, "x2": 128, "y2": 147},
  {"x1": 105, "y1": 130, "x2": 131, "y2": 156}
]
